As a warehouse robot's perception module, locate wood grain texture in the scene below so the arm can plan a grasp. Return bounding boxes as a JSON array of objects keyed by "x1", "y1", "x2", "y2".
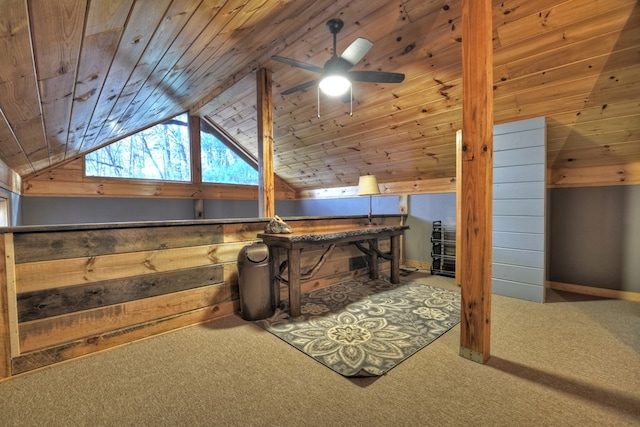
[
  {"x1": 19, "y1": 283, "x2": 234, "y2": 353},
  {"x1": 459, "y1": 0, "x2": 493, "y2": 363},
  {"x1": 257, "y1": 68, "x2": 275, "y2": 217},
  {"x1": 0, "y1": 234, "x2": 11, "y2": 377},
  {"x1": 13, "y1": 224, "x2": 224, "y2": 263},
  {"x1": 0, "y1": 0, "x2": 634, "y2": 192},
  {"x1": 15, "y1": 241, "x2": 247, "y2": 292},
  {"x1": 11, "y1": 300, "x2": 236, "y2": 375},
  {"x1": 17, "y1": 265, "x2": 225, "y2": 322}
]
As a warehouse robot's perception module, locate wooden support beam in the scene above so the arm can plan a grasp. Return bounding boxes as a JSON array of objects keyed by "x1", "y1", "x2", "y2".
[
  {"x1": 257, "y1": 68, "x2": 275, "y2": 218},
  {"x1": 189, "y1": 114, "x2": 204, "y2": 219},
  {"x1": 459, "y1": 0, "x2": 493, "y2": 363},
  {"x1": 0, "y1": 234, "x2": 12, "y2": 378}
]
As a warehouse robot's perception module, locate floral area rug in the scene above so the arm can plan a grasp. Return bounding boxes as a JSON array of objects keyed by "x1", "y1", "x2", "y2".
[{"x1": 255, "y1": 278, "x2": 461, "y2": 377}]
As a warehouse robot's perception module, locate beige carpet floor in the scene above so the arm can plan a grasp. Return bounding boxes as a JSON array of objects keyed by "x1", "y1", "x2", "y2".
[{"x1": 1, "y1": 271, "x2": 639, "y2": 426}]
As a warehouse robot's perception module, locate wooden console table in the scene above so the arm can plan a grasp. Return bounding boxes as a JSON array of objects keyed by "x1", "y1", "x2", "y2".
[{"x1": 258, "y1": 225, "x2": 409, "y2": 317}]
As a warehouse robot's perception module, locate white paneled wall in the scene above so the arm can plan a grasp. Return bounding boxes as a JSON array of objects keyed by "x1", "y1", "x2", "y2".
[{"x1": 492, "y1": 117, "x2": 546, "y2": 302}]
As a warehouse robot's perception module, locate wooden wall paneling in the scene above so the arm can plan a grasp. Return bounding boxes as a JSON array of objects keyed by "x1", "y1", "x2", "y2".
[
  {"x1": 17, "y1": 265, "x2": 225, "y2": 322},
  {"x1": 13, "y1": 224, "x2": 224, "y2": 263},
  {"x1": 21, "y1": 178, "x2": 281, "y2": 200},
  {"x1": 222, "y1": 222, "x2": 266, "y2": 243},
  {"x1": 551, "y1": 141, "x2": 640, "y2": 169},
  {"x1": 65, "y1": 1, "x2": 133, "y2": 155},
  {"x1": 0, "y1": 0, "x2": 46, "y2": 174},
  {"x1": 18, "y1": 282, "x2": 234, "y2": 353},
  {"x1": 29, "y1": 0, "x2": 87, "y2": 164},
  {"x1": 22, "y1": 159, "x2": 296, "y2": 201},
  {"x1": 493, "y1": 2, "x2": 638, "y2": 68},
  {"x1": 99, "y1": 1, "x2": 224, "y2": 149},
  {"x1": 189, "y1": 0, "x2": 356, "y2": 115},
  {"x1": 98, "y1": 0, "x2": 203, "y2": 147},
  {"x1": 15, "y1": 241, "x2": 248, "y2": 293},
  {"x1": 549, "y1": 162, "x2": 640, "y2": 188},
  {"x1": 495, "y1": 0, "x2": 637, "y2": 48},
  {"x1": 548, "y1": 128, "x2": 640, "y2": 158},
  {"x1": 297, "y1": 177, "x2": 456, "y2": 198},
  {"x1": 0, "y1": 158, "x2": 20, "y2": 195},
  {"x1": 172, "y1": 0, "x2": 359, "y2": 117},
  {"x1": 80, "y1": 0, "x2": 173, "y2": 154},
  {"x1": 133, "y1": 0, "x2": 263, "y2": 128},
  {"x1": 0, "y1": 112, "x2": 30, "y2": 178},
  {"x1": 11, "y1": 299, "x2": 237, "y2": 376}
]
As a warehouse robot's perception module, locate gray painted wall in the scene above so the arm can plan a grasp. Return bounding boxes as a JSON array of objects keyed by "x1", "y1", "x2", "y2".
[
  {"x1": 549, "y1": 186, "x2": 640, "y2": 293},
  {"x1": 20, "y1": 197, "x2": 197, "y2": 225},
  {"x1": 404, "y1": 193, "x2": 456, "y2": 266},
  {"x1": 19, "y1": 197, "x2": 300, "y2": 225},
  {"x1": 295, "y1": 195, "x2": 400, "y2": 217},
  {"x1": 492, "y1": 117, "x2": 546, "y2": 302}
]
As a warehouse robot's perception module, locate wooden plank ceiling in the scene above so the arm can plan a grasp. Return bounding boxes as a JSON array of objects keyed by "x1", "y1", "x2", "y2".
[{"x1": 0, "y1": 0, "x2": 638, "y2": 194}]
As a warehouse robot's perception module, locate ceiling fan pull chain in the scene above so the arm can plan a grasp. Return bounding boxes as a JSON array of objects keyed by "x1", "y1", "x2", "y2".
[
  {"x1": 317, "y1": 86, "x2": 321, "y2": 118},
  {"x1": 350, "y1": 85, "x2": 353, "y2": 117}
]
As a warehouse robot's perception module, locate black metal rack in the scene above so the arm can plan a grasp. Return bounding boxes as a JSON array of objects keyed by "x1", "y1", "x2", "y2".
[{"x1": 430, "y1": 220, "x2": 456, "y2": 277}]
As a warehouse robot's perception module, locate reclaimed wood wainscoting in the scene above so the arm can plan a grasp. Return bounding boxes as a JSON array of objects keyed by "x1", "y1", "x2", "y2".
[{"x1": 0, "y1": 215, "x2": 402, "y2": 380}]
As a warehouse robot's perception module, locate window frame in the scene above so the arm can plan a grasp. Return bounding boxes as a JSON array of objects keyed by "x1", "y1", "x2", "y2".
[{"x1": 83, "y1": 113, "x2": 259, "y2": 186}]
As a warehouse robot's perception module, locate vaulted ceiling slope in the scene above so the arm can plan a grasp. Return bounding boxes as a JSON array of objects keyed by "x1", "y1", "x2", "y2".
[{"x1": 0, "y1": 0, "x2": 638, "y2": 193}]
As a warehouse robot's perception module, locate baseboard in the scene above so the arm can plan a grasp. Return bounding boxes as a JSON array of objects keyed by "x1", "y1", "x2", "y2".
[
  {"x1": 403, "y1": 259, "x2": 431, "y2": 270},
  {"x1": 546, "y1": 281, "x2": 640, "y2": 302}
]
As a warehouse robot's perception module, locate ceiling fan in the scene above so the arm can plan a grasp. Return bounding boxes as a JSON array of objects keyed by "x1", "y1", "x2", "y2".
[{"x1": 272, "y1": 19, "x2": 405, "y2": 98}]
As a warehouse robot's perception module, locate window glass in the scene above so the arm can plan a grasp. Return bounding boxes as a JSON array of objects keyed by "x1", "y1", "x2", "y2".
[
  {"x1": 200, "y1": 124, "x2": 258, "y2": 185},
  {"x1": 85, "y1": 113, "x2": 191, "y2": 181}
]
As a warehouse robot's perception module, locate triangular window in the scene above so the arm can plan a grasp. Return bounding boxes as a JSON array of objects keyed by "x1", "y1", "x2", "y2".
[
  {"x1": 85, "y1": 113, "x2": 258, "y2": 185},
  {"x1": 85, "y1": 113, "x2": 191, "y2": 181},
  {"x1": 200, "y1": 120, "x2": 258, "y2": 185}
]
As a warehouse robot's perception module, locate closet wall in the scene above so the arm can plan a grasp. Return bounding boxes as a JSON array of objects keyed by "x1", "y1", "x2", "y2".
[{"x1": 492, "y1": 117, "x2": 546, "y2": 302}]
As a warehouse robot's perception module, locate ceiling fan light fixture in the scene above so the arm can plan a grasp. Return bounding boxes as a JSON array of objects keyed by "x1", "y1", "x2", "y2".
[{"x1": 319, "y1": 74, "x2": 351, "y2": 96}]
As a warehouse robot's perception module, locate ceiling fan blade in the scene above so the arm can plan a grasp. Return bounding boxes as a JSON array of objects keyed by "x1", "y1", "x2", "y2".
[
  {"x1": 271, "y1": 56, "x2": 324, "y2": 74},
  {"x1": 280, "y1": 79, "x2": 320, "y2": 95},
  {"x1": 340, "y1": 37, "x2": 373, "y2": 67},
  {"x1": 347, "y1": 70, "x2": 405, "y2": 83}
]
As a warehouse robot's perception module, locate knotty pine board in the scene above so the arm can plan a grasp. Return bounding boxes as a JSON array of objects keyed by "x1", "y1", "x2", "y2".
[
  {"x1": 13, "y1": 224, "x2": 224, "y2": 263},
  {"x1": 18, "y1": 282, "x2": 234, "y2": 353},
  {"x1": 12, "y1": 300, "x2": 237, "y2": 375},
  {"x1": 17, "y1": 265, "x2": 225, "y2": 322},
  {"x1": 15, "y1": 241, "x2": 252, "y2": 293}
]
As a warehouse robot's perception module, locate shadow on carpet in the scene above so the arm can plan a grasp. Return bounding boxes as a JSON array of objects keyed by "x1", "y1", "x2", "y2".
[{"x1": 255, "y1": 277, "x2": 461, "y2": 377}]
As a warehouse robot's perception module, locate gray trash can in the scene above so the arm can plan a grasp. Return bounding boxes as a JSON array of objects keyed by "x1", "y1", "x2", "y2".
[{"x1": 237, "y1": 243, "x2": 275, "y2": 320}]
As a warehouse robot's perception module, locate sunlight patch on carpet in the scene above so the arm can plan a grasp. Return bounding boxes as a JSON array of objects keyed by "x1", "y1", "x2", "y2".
[{"x1": 255, "y1": 278, "x2": 461, "y2": 377}]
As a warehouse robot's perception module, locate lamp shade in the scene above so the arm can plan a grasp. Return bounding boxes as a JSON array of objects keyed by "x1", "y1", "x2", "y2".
[
  {"x1": 357, "y1": 175, "x2": 381, "y2": 196},
  {"x1": 319, "y1": 75, "x2": 351, "y2": 96}
]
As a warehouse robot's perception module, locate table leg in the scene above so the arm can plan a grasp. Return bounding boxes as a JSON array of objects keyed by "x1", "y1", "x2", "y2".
[
  {"x1": 288, "y1": 248, "x2": 302, "y2": 317},
  {"x1": 390, "y1": 235, "x2": 401, "y2": 284},
  {"x1": 368, "y1": 239, "x2": 379, "y2": 279}
]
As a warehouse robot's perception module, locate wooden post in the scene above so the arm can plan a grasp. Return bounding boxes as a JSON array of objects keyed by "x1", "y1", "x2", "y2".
[
  {"x1": 0, "y1": 235, "x2": 11, "y2": 378},
  {"x1": 455, "y1": 130, "x2": 462, "y2": 288},
  {"x1": 459, "y1": 0, "x2": 493, "y2": 363},
  {"x1": 189, "y1": 114, "x2": 204, "y2": 219},
  {"x1": 257, "y1": 68, "x2": 275, "y2": 218}
]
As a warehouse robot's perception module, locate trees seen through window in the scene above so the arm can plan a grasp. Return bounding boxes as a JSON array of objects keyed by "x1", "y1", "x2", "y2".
[{"x1": 85, "y1": 113, "x2": 258, "y2": 185}]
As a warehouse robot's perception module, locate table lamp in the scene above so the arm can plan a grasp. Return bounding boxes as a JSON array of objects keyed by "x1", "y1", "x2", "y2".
[{"x1": 357, "y1": 175, "x2": 381, "y2": 226}]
